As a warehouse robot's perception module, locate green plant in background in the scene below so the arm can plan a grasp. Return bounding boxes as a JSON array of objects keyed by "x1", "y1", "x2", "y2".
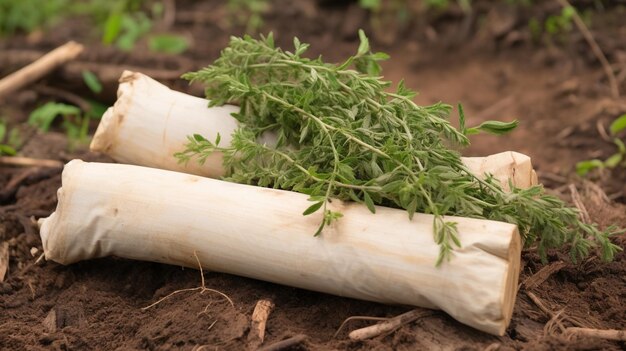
[
  {"x1": 0, "y1": 118, "x2": 21, "y2": 156},
  {"x1": 82, "y1": 70, "x2": 103, "y2": 94},
  {"x1": 81, "y1": 70, "x2": 110, "y2": 119},
  {"x1": 101, "y1": 0, "x2": 152, "y2": 51},
  {"x1": 96, "y1": 0, "x2": 189, "y2": 53},
  {"x1": 0, "y1": 0, "x2": 68, "y2": 36},
  {"x1": 149, "y1": 34, "x2": 189, "y2": 54},
  {"x1": 577, "y1": 114, "x2": 626, "y2": 176},
  {"x1": 179, "y1": 32, "x2": 620, "y2": 265},
  {"x1": 26, "y1": 71, "x2": 107, "y2": 151},
  {"x1": 28, "y1": 102, "x2": 94, "y2": 150},
  {"x1": 227, "y1": 0, "x2": 269, "y2": 34},
  {"x1": 544, "y1": 5, "x2": 575, "y2": 35},
  {"x1": 1, "y1": 0, "x2": 188, "y2": 54},
  {"x1": 528, "y1": 4, "x2": 594, "y2": 43}
]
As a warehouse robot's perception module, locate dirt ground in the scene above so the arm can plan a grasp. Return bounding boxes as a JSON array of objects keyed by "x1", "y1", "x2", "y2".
[{"x1": 1, "y1": 1, "x2": 625, "y2": 350}]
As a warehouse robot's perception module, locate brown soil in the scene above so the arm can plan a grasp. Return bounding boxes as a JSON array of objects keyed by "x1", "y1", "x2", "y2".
[{"x1": 1, "y1": 1, "x2": 625, "y2": 350}]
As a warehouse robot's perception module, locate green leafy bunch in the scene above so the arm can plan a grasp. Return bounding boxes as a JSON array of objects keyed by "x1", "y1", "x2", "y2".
[{"x1": 178, "y1": 31, "x2": 621, "y2": 265}]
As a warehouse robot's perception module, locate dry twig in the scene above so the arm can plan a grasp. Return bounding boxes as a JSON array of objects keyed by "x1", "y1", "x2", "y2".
[
  {"x1": 0, "y1": 49, "x2": 191, "y2": 85},
  {"x1": 555, "y1": 0, "x2": 619, "y2": 99},
  {"x1": 0, "y1": 41, "x2": 84, "y2": 97},
  {"x1": 565, "y1": 327, "x2": 626, "y2": 341},
  {"x1": 0, "y1": 156, "x2": 63, "y2": 168},
  {"x1": 142, "y1": 251, "x2": 234, "y2": 310},
  {"x1": 333, "y1": 316, "x2": 390, "y2": 339},
  {"x1": 348, "y1": 309, "x2": 434, "y2": 341}
]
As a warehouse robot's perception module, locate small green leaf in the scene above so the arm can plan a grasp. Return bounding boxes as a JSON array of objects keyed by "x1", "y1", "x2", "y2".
[
  {"x1": 0, "y1": 122, "x2": 5, "y2": 141},
  {"x1": 215, "y1": 133, "x2": 221, "y2": 146},
  {"x1": 604, "y1": 153, "x2": 622, "y2": 168},
  {"x1": 458, "y1": 103, "x2": 466, "y2": 134},
  {"x1": 357, "y1": 29, "x2": 370, "y2": 56},
  {"x1": 82, "y1": 70, "x2": 103, "y2": 94},
  {"x1": 0, "y1": 144, "x2": 16, "y2": 156},
  {"x1": 407, "y1": 198, "x2": 417, "y2": 220},
  {"x1": 363, "y1": 191, "x2": 376, "y2": 213},
  {"x1": 303, "y1": 201, "x2": 323, "y2": 216},
  {"x1": 313, "y1": 220, "x2": 325, "y2": 237},
  {"x1": 371, "y1": 52, "x2": 390, "y2": 61},
  {"x1": 576, "y1": 159, "x2": 604, "y2": 176},
  {"x1": 193, "y1": 134, "x2": 207, "y2": 142},
  {"x1": 265, "y1": 32, "x2": 275, "y2": 48},
  {"x1": 609, "y1": 114, "x2": 626, "y2": 135},
  {"x1": 103, "y1": 13, "x2": 122, "y2": 44},
  {"x1": 435, "y1": 250, "x2": 446, "y2": 267},
  {"x1": 299, "y1": 125, "x2": 309, "y2": 144},
  {"x1": 466, "y1": 120, "x2": 518, "y2": 136}
]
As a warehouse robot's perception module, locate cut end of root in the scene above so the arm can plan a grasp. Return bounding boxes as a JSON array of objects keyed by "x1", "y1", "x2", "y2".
[
  {"x1": 499, "y1": 227, "x2": 522, "y2": 335},
  {"x1": 90, "y1": 107, "x2": 116, "y2": 152},
  {"x1": 90, "y1": 72, "x2": 139, "y2": 153}
]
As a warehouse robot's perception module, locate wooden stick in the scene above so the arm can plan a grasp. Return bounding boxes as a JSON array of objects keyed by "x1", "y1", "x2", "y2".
[
  {"x1": 565, "y1": 327, "x2": 626, "y2": 341},
  {"x1": 256, "y1": 334, "x2": 307, "y2": 351},
  {"x1": 348, "y1": 309, "x2": 434, "y2": 341},
  {"x1": 248, "y1": 299, "x2": 275, "y2": 348},
  {"x1": 0, "y1": 156, "x2": 63, "y2": 168},
  {"x1": 0, "y1": 41, "x2": 84, "y2": 98},
  {"x1": 555, "y1": 0, "x2": 619, "y2": 99}
]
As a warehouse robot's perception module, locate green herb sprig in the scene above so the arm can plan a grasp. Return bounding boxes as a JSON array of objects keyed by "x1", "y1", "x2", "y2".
[{"x1": 178, "y1": 31, "x2": 621, "y2": 265}]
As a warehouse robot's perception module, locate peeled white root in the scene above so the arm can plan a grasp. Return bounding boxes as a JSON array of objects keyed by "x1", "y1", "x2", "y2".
[
  {"x1": 40, "y1": 160, "x2": 521, "y2": 336},
  {"x1": 90, "y1": 71, "x2": 538, "y2": 188}
]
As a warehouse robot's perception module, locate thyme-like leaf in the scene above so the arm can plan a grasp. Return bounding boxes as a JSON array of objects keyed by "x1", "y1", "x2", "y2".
[{"x1": 178, "y1": 32, "x2": 622, "y2": 265}]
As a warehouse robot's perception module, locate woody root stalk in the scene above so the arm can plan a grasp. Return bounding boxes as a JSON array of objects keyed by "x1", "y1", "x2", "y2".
[{"x1": 39, "y1": 33, "x2": 620, "y2": 336}]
